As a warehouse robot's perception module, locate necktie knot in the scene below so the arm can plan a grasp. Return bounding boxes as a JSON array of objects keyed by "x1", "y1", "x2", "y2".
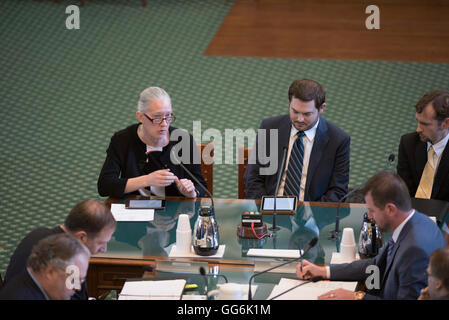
[{"x1": 297, "y1": 131, "x2": 305, "y2": 138}]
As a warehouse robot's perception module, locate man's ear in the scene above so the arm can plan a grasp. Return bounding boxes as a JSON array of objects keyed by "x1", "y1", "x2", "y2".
[
  {"x1": 384, "y1": 203, "x2": 398, "y2": 217},
  {"x1": 318, "y1": 103, "x2": 326, "y2": 114},
  {"x1": 72, "y1": 230, "x2": 88, "y2": 245}
]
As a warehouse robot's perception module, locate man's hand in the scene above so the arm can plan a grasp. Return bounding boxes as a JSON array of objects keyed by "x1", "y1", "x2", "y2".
[
  {"x1": 296, "y1": 259, "x2": 327, "y2": 280},
  {"x1": 318, "y1": 288, "x2": 356, "y2": 300},
  {"x1": 418, "y1": 286, "x2": 431, "y2": 300}
]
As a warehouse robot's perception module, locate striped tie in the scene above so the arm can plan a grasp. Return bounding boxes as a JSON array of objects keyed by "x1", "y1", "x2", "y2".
[
  {"x1": 415, "y1": 146, "x2": 436, "y2": 199},
  {"x1": 284, "y1": 131, "x2": 305, "y2": 197}
]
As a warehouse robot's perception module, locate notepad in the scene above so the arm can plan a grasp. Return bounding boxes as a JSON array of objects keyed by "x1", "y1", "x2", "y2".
[
  {"x1": 268, "y1": 278, "x2": 358, "y2": 300},
  {"x1": 110, "y1": 203, "x2": 154, "y2": 221},
  {"x1": 247, "y1": 249, "x2": 303, "y2": 259},
  {"x1": 118, "y1": 279, "x2": 186, "y2": 300}
]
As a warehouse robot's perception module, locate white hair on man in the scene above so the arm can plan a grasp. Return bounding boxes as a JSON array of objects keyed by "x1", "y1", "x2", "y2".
[{"x1": 137, "y1": 86, "x2": 171, "y2": 114}]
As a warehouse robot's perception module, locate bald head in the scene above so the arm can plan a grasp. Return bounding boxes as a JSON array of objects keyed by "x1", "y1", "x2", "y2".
[{"x1": 64, "y1": 199, "x2": 116, "y2": 238}]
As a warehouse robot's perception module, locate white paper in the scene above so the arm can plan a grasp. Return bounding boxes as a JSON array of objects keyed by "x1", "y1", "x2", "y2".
[
  {"x1": 119, "y1": 279, "x2": 186, "y2": 300},
  {"x1": 247, "y1": 249, "x2": 303, "y2": 259},
  {"x1": 110, "y1": 203, "x2": 154, "y2": 222},
  {"x1": 330, "y1": 252, "x2": 360, "y2": 264},
  {"x1": 268, "y1": 278, "x2": 358, "y2": 300},
  {"x1": 169, "y1": 245, "x2": 226, "y2": 258}
]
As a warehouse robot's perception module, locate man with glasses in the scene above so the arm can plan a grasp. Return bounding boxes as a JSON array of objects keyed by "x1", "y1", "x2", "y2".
[
  {"x1": 98, "y1": 86, "x2": 207, "y2": 198},
  {"x1": 0, "y1": 234, "x2": 90, "y2": 300},
  {"x1": 418, "y1": 248, "x2": 449, "y2": 300}
]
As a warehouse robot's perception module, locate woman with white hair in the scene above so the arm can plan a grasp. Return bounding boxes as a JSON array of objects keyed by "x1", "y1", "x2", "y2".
[{"x1": 97, "y1": 86, "x2": 207, "y2": 199}]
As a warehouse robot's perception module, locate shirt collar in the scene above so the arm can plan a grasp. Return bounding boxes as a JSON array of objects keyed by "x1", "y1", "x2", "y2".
[
  {"x1": 427, "y1": 133, "x2": 449, "y2": 157},
  {"x1": 290, "y1": 117, "x2": 320, "y2": 141},
  {"x1": 27, "y1": 267, "x2": 50, "y2": 300},
  {"x1": 391, "y1": 209, "x2": 415, "y2": 243}
]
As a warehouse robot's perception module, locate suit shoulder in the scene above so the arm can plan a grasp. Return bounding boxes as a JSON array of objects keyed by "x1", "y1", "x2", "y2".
[
  {"x1": 323, "y1": 119, "x2": 350, "y2": 140},
  {"x1": 400, "y1": 132, "x2": 420, "y2": 144},
  {"x1": 260, "y1": 114, "x2": 290, "y2": 129},
  {"x1": 111, "y1": 123, "x2": 139, "y2": 142}
]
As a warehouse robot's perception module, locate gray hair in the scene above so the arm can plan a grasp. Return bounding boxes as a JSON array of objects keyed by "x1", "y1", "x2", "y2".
[
  {"x1": 27, "y1": 233, "x2": 90, "y2": 273},
  {"x1": 137, "y1": 86, "x2": 171, "y2": 113}
]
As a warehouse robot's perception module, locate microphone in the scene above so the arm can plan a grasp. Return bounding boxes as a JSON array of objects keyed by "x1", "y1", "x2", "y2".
[
  {"x1": 384, "y1": 153, "x2": 395, "y2": 171},
  {"x1": 271, "y1": 147, "x2": 288, "y2": 231},
  {"x1": 170, "y1": 149, "x2": 214, "y2": 208},
  {"x1": 330, "y1": 153, "x2": 396, "y2": 241},
  {"x1": 248, "y1": 237, "x2": 318, "y2": 300},
  {"x1": 199, "y1": 266, "x2": 209, "y2": 295},
  {"x1": 269, "y1": 276, "x2": 324, "y2": 300}
]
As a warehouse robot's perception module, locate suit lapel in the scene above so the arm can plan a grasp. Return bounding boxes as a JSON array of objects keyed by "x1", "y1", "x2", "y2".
[
  {"x1": 432, "y1": 143, "x2": 449, "y2": 198},
  {"x1": 277, "y1": 116, "x2": 291, "y2": 178},
  {"x1": 305, "y1": 118, "x2": 329, "y2": 199},
  {"x1": 414, "y1": 140, "x2": 427, "y2": 183},
  {"x1": 381, "y1": 214, "x2": 415, "y2": 286}
]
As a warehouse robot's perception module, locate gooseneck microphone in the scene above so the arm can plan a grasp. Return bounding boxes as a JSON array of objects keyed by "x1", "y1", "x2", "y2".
[
  {"x1": 330, "y1": 153, "x2": 396, "y2": 241},
  {"x1": 269, "y1": 276, "x2": 324, "y2": 300},
  {"x1": 248, "y1": 237, "x2": 318, "y2": 300},
  {"x1": 170, "y1": 149, "x2": 214, "y2": 208},
  {"x1": 271, "y1": 147, "x2": 288, "y2": 231}
]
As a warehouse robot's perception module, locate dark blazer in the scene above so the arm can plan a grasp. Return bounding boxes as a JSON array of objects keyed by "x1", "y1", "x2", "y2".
[
  {"x1": 0, "y1": 270, "x2": 47, "y2": 300},
  {"x1": 4, "y1": 226, "x2": 88, "y2": 300},
  {"x1": 397, "y1": 132, "x2": 449, "y2": 201},
  {"x1": 330, "y1": 211, "x2": 446, "y2": 300},
  {"x1": 244, "y1": 115, "x2": 350, "y2": 201},
  {"x1": 98, "y1": 124, "x2": 207, "y2": 198}
]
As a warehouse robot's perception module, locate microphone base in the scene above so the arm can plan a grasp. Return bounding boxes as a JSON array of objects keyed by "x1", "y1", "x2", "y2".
[
  {"x1": 268, "y1": 226, "x2": 280, "y2": 231},
  {"x1": 237, "y1": 222, "x2": 268, "y2": 239},
  {"x1": 328, "y1": 231, "x2": 340, "y2": 241}
]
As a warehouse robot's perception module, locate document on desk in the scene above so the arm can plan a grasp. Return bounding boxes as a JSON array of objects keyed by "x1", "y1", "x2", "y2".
[
  {"x1": 247, "y1": 249, "x2": 303, "y2": 259},
  {"x1": 118, "y1": 279, "x2": 186, "y2": 300},
  {"x1": 267, "y1": 278, "x2": 358, "y2": 300},
  {"x1": 110, "y1": 203, "x2": 154, "y2": 222}
]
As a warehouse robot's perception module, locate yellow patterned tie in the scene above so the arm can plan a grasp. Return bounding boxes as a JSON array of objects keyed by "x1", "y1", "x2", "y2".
[{"x1": 415, "y1": 146, "x2": 436, "y2": 199}]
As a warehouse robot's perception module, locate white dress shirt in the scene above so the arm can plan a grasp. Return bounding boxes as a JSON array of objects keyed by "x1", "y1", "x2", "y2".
[{"x1": 278, "y1": 118, "x2": 320, "y2": 201}]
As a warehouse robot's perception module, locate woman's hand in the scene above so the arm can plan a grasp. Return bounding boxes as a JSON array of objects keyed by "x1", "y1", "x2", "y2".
[{"x1": 174, "y1": 177, "x2": 197, "y2": 198}]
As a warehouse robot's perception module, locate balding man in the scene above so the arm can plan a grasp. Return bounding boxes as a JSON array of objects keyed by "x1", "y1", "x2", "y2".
[{"x1": 4, "y1": 199, "x2": 116, "y2": 299}]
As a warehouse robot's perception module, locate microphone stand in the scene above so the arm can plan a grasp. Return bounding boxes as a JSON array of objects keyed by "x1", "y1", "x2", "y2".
[{"x1": 271, "y1": 147, "x2": 288, "y2": 231}]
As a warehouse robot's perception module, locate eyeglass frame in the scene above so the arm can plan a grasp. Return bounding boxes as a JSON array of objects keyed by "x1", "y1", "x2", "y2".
[{"x1": 143, "y1": 112, "x2": 176, "y2": 125}]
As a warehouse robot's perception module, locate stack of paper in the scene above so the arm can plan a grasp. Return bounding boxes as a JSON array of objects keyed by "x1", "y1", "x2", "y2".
[
  {"x1": 118, "y1": 279, "x2": 186, "y2": 300},
  {"x1": 247, "y1": 249, "x2": 303, "y2": 259},
  {"x1": 267, "y1": 278, "x2": 358, "y2": 300},
  {"x1": 111, "y1": 203, "x2": 154, "y2": 222}
]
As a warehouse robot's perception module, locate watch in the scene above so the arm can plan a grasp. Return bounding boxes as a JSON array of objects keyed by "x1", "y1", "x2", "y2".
[{"x1": 354, "y1": 291, "x2": 366, "y2": 300}]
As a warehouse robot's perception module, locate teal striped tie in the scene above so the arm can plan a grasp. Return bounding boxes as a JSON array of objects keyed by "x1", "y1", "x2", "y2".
[{"x1": 284, "y1": 131, "x2": 305, "y2": 197}]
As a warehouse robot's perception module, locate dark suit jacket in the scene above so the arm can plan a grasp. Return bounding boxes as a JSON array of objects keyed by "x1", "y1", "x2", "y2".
[
  {"x1": 330, "y1": 211, "x2": 446, "y2": 300},
  {"x1": 4, "y1": 226, "x2": 88, "y2": 300},
  {"x1": 0, "y1": 270, "x2": 47, "y2": 300},
  {"x1": 397, "y1": 132, "x2": 449, "y2": 201},
  {"x1": 98, "y1": 123, "x2": 207, "y2": 198},
  {"x1": 244, "y1": 115, "x2": 350, "y2": 201}
]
